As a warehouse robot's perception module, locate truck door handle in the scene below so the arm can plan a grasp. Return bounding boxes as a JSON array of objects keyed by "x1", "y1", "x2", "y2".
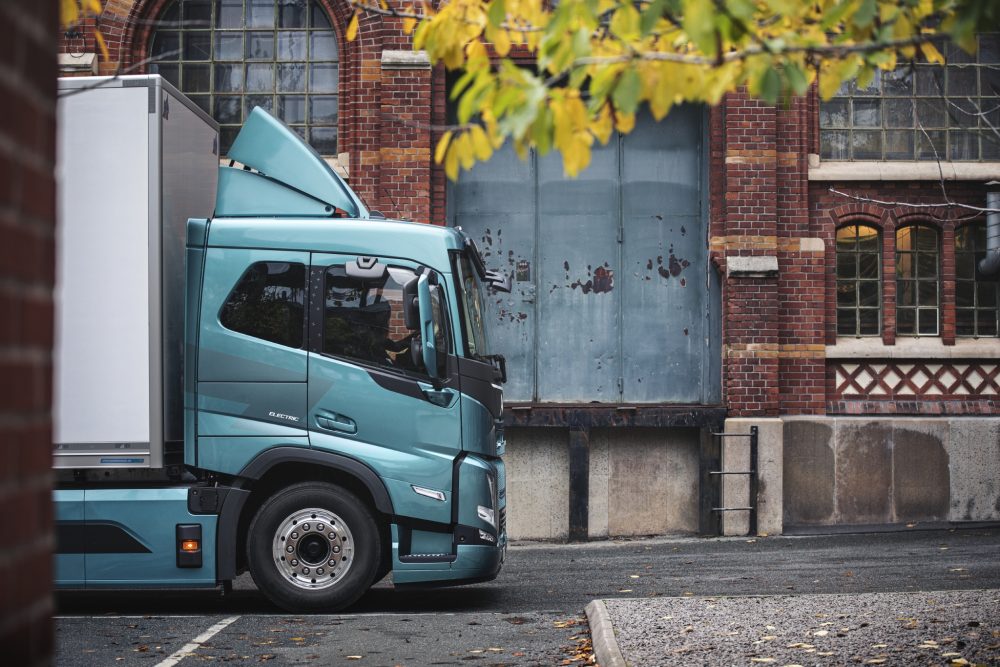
[
  {"x1": 418, "y1": 382, "x2": 458, "y2": 408},
  {"x1": 315, "y1": 411, "x2": 357, "y2": 434}
]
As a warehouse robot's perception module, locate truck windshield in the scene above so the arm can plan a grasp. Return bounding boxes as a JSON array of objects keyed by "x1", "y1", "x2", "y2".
[{"x1": 454, "y1": 252, "x2": 491, "y2": 358}]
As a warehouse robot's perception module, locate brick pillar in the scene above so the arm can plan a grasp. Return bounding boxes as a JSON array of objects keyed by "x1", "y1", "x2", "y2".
[
  {"x1": 776, "y1": 96, "x2": 826, "y2": 414},
  {"x1": 378, "y1": 50, "x2": 433, "y2": 223},
  {"x1": 0, "y1": 2, "x2": 57, "y2": 664},
  {"x1": 722, "y1": 91, "x2": 780, "y2": 417}
]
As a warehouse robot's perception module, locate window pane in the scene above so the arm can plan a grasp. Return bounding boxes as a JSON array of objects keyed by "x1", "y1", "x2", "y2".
[
  {"x1": 897, "y1": 226, "x2": 914, "y2": 252},
  {"x1": 977, "y1": 311, "x2": 998, "y2": 336},
  {"x1": 309, "y1": 63, "x2": 338, "y2": 92},
  {"x1": 983, "y1": 133, "x2": 1000, "y2": 160},
  {"x1": 820, "y1": 99, "x2": 849, "y2": 128},
  {"x1": 983, "y1": 66, "x2": 1000, "y2": 97},
  {"x1": 279, "y1": 95, "x2": 306, "y2": 123},
  {"x1": 853, "y1": 99, "x2": 881, "y2": 127},
  {"x1": 897, "y1": 308, "x2": 916, "y2": 334},
  {"x1": 183, "y1": 0, "x2": 212, "y2": 25},
  {"x1": 946, "y1": 66, "x2": 977, "y2": 95},
  {"x1": 949, "y1": 130, "x2": 978, "y2": 160},
  {"x1": 310, "y1": 126, "x2": 338, "y2": 154},
  {"x1": 278, "y1": 0, "x2": 307, "y2": 27},
  {"x1": 915, "y1": 99, "x2": 946, "y2": 128},
  {"x1": 184, "y1": 31, "x2": 212, "y2": 60},
  {"x1": 310, "y1": 95, "x2": 338, "y2": 124},
  {"x1": 246, "y1": 63, "x2": 274, "y2": 92},
  {"x1": 852, "y1": 131, "x2": 882, "y2": 159},
  {"x1": 885, "y1": 99, "x2": 913, "y2": 128},
  {"x1": 311, "y1": 3, "x2": 332, "y2": 28},
  {"x1": 215, "y1": 63, "x2": 244, "y2": 91},
  {"x1": 215, "y1": 95, "x2": 242, "y2": 123},
  {"x1": 884, "y1": 131, "x2": 914, "y2": 159},
  {"x1": 278, "y1": 63, "x2": 306, "y2": 91},
  {"x1": 150, "y1": 63, "x2": 179, "y2": 88},
  {"x1": 981, "y1": 282, "x2": 999, "y2": 308},
  {"x1": 917, "y1": 252, "x2": 938, "y2": 278},
  {"x1": 882, "y1": 67, "x2": 913, "y2": 96},
  {"x1": 915, "y1": 66, "x2": 944, "y2": 95},
  {"x1": 310, "y1": 31, "x2": 338, "y2": 60},
  {"x1": 859, "y1": 309, "x2": 879, "y2": 335},
  {"x1": 220, "y1": 126, "x2": 240, "y2": 154},
  {"x1": 916, "y1": 130, "x2": 946, "y2": 160},
  {"x1": 245, "y1": 94, "x2": 274, "y2": 115},
  {"x1": 858, "y1": 253, "x2": 879, "y2": 278},
  {"x1": 956, "y1": 308, "x2": 975, "y2": 336},
  {"x1": 956, "y1": 282, "x2": 975, "y2": 308},
  {"x1": 859, "y1": 281, "x2": 879, "y2": 307},
  {"x1": 917, "y1": 309, "x2": 938, "y2": 335},
  {"x1": 188, "y1": 94, "x2": 211, "y2": 115},
  {"x1": 917, "y1": 281, "x2": 937, "y2": 306},
  {"x1": 915, "y1": 226, "x2": 937, "y2": 253},
  {"x1": 946, "y1": 41, "x2": 975, "y2": 64},
  {"x1": 246, "y1": 31, "x2": 274, "y2": 59},
  {"x1": 854, "y1": 70, "x2": 880, "y2": 95},
  {"x1": 836, "y1": 282, "x2": 856, "y2": 307},
  {"x1": 837, "y1": 309, "x2": 856, "y2": 335},
  {"x1": 215, "y1": 33, "x2": 243, "y2": 60},
  {"x1": 981, "y1": 35, "x2": 1000, "y2": 64},
  {"x1": 221, "y1": 262, "x2": 307, "y2": 348},
  {"x1": 182, "y1": 63, "x2": 211, "y2": 93},
  {"x1": 836, "y1": 226, "x2": 857, "y2": 250},
  {"x1": 247, "y1": 0, "x2": 275, "y2": 28},
  {"x1": 947, "y1": 98, "x2": 979, "y2": 128},
  {"x1": 897, "y1": 280, "x2": 915, "y2": 306},
  {"x1": 956, "y1": 254, "x2": 976, "y2": 280},
  {"x1": 277, "y1": 31, "x2": 307, "y2": 60},
  {"x1": 216, "y1": 0, "x2": 243, "y2": 28},
  {"x1": 821, "y1": 130, "x2": 849, "y2": 160},
  {"x1": 151, "y1": 31, "x2": 180, "y2": 60},
  {"x1": 837, "y1": 253, "x2": 856, "y2": 279},
  {"x1": 857, "y1": 226, "x2": 879, "y2": 252}
]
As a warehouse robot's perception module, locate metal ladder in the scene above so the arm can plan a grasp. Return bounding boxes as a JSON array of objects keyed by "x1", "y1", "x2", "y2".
[{"x1": 710, "y1": 426, "x2": 759, "y2": 535}]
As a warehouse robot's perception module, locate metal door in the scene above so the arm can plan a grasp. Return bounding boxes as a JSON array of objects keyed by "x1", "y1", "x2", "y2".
[{"x1": 448, "y1": 105, "x2": 718, "y2": 404}]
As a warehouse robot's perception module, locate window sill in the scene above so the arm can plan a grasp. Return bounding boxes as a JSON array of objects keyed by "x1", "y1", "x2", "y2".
[
  {"x1": 827, "y1": 337, "x2": 1000, "y2": 359},
  {"x1": 807, "y1": 157, "x2": 1000, "y2": 182}
]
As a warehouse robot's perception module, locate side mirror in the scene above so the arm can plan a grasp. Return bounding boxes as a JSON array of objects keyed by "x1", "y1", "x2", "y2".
[
  {"x1": 416, "y1": 273, "x2": 438, "y2": 378},
  {"x1": 402, "y1": 276, "x2": 419, "y2": 330}
]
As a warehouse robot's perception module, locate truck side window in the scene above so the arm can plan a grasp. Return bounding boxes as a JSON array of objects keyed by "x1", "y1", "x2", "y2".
[
  {"x1": 323, "y1": 265, "x2": 428, "y2": 372},
  {"x1": 220, "y1": 262, "x2": 307, "y2": 348}
]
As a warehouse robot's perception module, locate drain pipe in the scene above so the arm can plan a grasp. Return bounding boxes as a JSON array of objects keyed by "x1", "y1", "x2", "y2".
[{"x1": 980, "y1": 181, "x2": 1000, "y2": 276}]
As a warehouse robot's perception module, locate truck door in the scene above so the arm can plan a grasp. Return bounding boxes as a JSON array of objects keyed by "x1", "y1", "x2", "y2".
[
  {"x1": 196, "y1": 249, "x2": 311, "y2": 473},
  {"x1": 306, "y1": 254, "x2": 460, "y2": 525}
]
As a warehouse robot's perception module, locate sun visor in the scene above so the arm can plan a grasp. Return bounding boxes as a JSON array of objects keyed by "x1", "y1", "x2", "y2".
[{"x1": 225, "y1": 107, "x2": 367, "y2": 218}]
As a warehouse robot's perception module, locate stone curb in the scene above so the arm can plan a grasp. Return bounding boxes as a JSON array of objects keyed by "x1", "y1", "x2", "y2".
[{"x1": 585, "y1": 599, "x2": 628, "y2": 667}]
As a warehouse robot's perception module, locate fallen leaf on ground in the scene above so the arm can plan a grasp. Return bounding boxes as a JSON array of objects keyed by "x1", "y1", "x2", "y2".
[
  {"x1": 750, "y1": 659, "x2": 775, "y2": 663},
  {"x1": 814, "y1": 630, "x2": 829, "y2": 637},
  {"x1": 346, "y1": 656, "x2": 362, "y2": 660}
]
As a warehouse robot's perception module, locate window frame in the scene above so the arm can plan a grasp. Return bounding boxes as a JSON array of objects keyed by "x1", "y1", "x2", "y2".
[
  {"x1": 895, "y1": 223, "x2": 942, "y2": 337},
  {"x1": 955, "y1": 221, "x2": 1000, "y2": 338},
  {"x1": 835, "y1": 223, "x2": 883, "y2": 337},
  {"x1": 218, "y1": 260, "x2": 309, "y2": 349}
]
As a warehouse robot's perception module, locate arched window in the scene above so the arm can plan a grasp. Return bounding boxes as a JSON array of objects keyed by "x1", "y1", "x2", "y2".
[
  {"x1": 955, "y1": 223, "x2": 999, "y2": 337},
  {"x1": 896, "y1": 224, "x2": 940, "y2": 336},
  {"x1": 148, "y1": 0, "x2": 339, "y2": 156},
  {"x1": 836, "y1": 224, "x2": 881, "y2": 336}
]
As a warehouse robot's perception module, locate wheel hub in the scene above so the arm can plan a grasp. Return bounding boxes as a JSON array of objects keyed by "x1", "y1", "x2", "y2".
[{"x1": 272, "y1": 508, "x2": 354, "y2": 590}]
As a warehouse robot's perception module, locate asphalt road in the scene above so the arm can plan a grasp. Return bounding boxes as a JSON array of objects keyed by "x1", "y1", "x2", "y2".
[{"x1": 55, "y1": 527, "x2": 1000, "y2": 665}]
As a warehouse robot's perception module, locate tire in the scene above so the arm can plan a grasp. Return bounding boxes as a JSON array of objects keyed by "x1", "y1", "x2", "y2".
[{"x1": 247, "y1": 482, "x2": 381, "y2": 612}]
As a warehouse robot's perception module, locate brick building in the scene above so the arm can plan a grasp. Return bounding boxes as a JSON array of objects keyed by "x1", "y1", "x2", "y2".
[
  {"x1": 1, "y1": 0, "x2": 57, "y2": 663},
  {"x1": 59, "y1": 1, "x2": 999, "y2": 540}
]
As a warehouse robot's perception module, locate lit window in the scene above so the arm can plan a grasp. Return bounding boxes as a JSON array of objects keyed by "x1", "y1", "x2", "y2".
[
  {"x1": 836, "y1": 224, "x2": 881, "y2": 336},
  {"x1": 148, "y1": 0, "x2": 339, "y2": 156},
  {"x1": 820, "y1": 34, "x2": 1000, "y2": 161},
  {"x1": 896, "y1": 225, "x2": 940, "y2": 335},
  {"x1": 955, "y1": 223, "x2": 999, "y2": 337}
]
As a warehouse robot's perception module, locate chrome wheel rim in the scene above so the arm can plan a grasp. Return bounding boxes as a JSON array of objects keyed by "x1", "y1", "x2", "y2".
[{"x1": 272, "y1": 507, "x2": 354, "y2": 590}]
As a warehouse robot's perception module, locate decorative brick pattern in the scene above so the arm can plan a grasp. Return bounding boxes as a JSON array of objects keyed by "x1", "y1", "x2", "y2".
[
  {"x1": 0, "y1": 2, "x2": 57, "y2": 664},
  {"x1": 830, "y1": 360, "x2": 999, "y2": 397}
]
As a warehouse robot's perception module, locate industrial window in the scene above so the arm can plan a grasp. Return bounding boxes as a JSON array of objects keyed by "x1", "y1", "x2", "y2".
[
  {"x1": 820, "y1": 34, "x2": 1000, "y2": 161},
  {"x1": 955, "y1": 223, "x2": 999, "y2": 337},
  {"x1": 836, "y1": 224, "x2": 882, "y2": 336},
  {"x1": 322, "y1": 265, "x2": 448, "y2": 374},
  {"x1": 148, "y1": 0, "x2": 339, "y2": 156},
  {"x1": 220, "y1": 261, "x2": 307, "y2": 347},
  {"x1": 896, "y1": 225, "x2": 940, "y2": 336}
]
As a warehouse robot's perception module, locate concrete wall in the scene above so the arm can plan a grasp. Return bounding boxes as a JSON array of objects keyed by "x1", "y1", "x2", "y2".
[
  {"x1": 504, "y1": 427, "x2": 700, "y2": 540},
  {"x1": 783, "y1": 417, "x2": 1000, "y2": 528}
]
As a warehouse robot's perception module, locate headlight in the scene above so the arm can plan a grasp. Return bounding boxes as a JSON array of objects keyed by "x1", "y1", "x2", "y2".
[{"x1": 477, "y1": 505, "x2": 495, "y2": 528}]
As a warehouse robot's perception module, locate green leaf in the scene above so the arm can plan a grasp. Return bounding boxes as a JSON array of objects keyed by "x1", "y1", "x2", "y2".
[
  {"x1": 612, "y1": 69, "x2": 641, "y2": 115},
  {"x1": 487, "y1": 0, "x2": 506, "y2": 27},
  {"x1": 784, "y1": 62, "x2": 809, "y2": 95},
  {"x1": 760, "y1": 66, "x2": 782, "y2": 105},
  {"x1": 852, "y1": 0, "x2": 877, "y2": 28},
  {"x1": 725, "y1": 0, "x2": 755, "y2": 21},
  {"x1": 640, "y1": 0, "x2": 666, "y2": 37},
  {"x1": 681, "y1": 0, "x2": 717, "y2": 55}
]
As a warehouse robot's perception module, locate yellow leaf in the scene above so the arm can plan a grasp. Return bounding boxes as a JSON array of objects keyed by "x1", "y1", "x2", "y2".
[
  {"x1": 435, "y1": 130, "x2": 453, "y2": 165},
  {"x1": 346, "y1": 656, "x2": 363, "y2": 660},
  {"x1": 403, "y1": 17, "x2": 416, "y2": 34},
  {"x1": 94, "y1": 31, "x2": 109, "y2": 62},
  {"x1": 469, "y1": 125, "x2": 492, "y2": 161},
  {"x1": 920, "y1": 41, "x2": 945, "y2": 64},
  {"x1": 60, "y1": 0, "x2": 79, "y2": 28},
  {"x1": 615, "y1": 111, "x2": 634, "y2": 134},
  {"x1": 591, "y1": 105, "x2": 613, "y2": 145},
  {"x1": 445, "y1": 143, "x2": 459, "y2": 180},
  {"x1": 346, "y1": 12, "x2": 359, "y2": 42}
]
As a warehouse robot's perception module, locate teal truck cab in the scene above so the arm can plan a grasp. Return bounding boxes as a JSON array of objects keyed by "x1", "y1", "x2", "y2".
[{"x1": 53, "y1": 75, "x2": 508, "y2": 611}]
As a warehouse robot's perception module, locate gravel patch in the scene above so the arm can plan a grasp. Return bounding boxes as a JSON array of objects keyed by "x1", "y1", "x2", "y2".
[{"x1": 604, "y1": 590, "x2": 1000, "y2": 666}]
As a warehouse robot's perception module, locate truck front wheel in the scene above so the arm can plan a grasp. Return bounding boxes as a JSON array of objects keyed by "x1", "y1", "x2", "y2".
[{"x1": 247, "y1": 482, "x2": 381, "y2": 612}]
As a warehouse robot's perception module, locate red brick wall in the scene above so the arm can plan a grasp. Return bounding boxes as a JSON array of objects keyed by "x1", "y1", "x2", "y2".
[{"x1": 0, "y1": 2, "x2": 57, "y2": 663}]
